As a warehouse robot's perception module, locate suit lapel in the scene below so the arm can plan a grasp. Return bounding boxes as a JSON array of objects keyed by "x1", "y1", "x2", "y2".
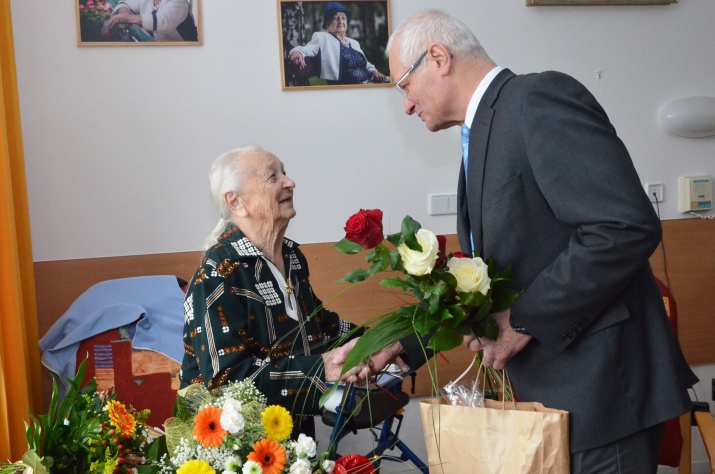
[{"x1": 465, "y1": 69, "x2": 515, "y2": 256}]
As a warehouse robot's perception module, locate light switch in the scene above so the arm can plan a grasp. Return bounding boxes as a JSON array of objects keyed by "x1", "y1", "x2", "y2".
[
  {"x1": 448, "y1": 194, "x2": 458, "y2": 214},
  {"x1": 428, "y1": 194, "x2": 450, "y2": 215}
]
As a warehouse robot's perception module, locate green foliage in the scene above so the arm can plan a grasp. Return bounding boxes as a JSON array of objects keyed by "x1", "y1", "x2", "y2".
[{"x1": 333, "y1": 215, "x2": 522, "y2": 388}]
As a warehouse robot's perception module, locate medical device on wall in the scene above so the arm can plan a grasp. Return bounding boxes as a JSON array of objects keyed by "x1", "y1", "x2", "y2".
[{"x1": 678, "y1": 176, "x2": 713, "y2": 213}]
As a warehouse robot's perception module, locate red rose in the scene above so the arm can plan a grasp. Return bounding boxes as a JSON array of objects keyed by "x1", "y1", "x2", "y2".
[
  {"x1": 452, "y1": 251, "x2": 472, "y2": 259},
  {"x1": 334, "y1": 454, "x2": 376, "y2": 474},
  {"x1": 344, "y1": 209, "x2": 384, "y2": 249},
  {"x1": 436, "y1": 235, "x2": 447, "y2": 267}
]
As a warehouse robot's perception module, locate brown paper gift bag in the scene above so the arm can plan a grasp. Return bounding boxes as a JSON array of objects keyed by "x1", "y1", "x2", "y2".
[{"x1": 420, "y1": 397, "x2": 570, "y2": 473}]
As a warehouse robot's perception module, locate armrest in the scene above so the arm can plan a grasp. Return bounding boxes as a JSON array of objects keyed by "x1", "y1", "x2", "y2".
[{"x1": 693, "y1": 408, "x2": 715, "y2": 473}]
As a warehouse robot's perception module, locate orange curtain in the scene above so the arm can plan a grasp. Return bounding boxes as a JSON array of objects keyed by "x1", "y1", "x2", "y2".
[{"x1": 0, "y1": 0, "x2": 42, "y2": 462}]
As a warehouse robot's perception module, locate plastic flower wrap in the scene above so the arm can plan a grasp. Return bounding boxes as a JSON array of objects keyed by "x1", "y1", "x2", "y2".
[
  {"x1": 158, "y1": 380, "x2": 334, "y2": 474},
  {"x1": 325, "y1": 211, "x2": 521, "y2": 405}
]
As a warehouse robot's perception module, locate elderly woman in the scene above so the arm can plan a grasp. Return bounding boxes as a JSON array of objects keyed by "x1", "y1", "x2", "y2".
[
  {"x1": 180, "y1": 146, "x2": 362, "y2": 437},
  {"x1": 289, "y1": 2, "x2": 387, "y2": 85},
  {"x1": 101, "y1": 0, "x2": 197, "y2": 42}
]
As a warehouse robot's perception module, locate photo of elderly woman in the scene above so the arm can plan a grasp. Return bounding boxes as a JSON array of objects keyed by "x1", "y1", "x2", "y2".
[
  {"x1": 280, "y1": 1, "x2": 391, "y2": 89},
  {"x1": 76, "y1": 0, "x2": 201, "y2": 45}
]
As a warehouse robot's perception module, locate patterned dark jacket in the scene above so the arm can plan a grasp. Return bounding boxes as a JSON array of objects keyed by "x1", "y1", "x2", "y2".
[{"x1": 180, "y1": 224, "x2": 360, "y2": 414}]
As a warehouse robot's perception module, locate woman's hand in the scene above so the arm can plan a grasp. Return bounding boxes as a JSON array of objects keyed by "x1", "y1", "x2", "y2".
[
  {"x1": 290, "y1": 50, "x2": 307, "y2": 70},
  {"x1": 322, "y1": 338, "x2": 370, "y2": 384},
  {"x1": 101, "y1": 8, "x2": 141, "y2": 39},
  {"x1": 370, "y1": 70, "x2": 387, "y2": 83}
]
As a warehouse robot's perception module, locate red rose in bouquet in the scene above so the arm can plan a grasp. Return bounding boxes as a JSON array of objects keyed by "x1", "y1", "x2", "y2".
[
  {"x1": 333, "y1": 454, "x2": 376, "y2": 474},
  {"x1": 344, "y1": 209, "x2": 384, "y2": 249}
]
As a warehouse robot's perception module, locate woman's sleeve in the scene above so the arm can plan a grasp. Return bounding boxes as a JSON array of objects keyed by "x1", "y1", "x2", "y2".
[
  {"x1": 289, "y1": 32, "x2": 323, "y2": 58},
  {"x1": 137, "y1": 0, "x2": 190, "y2": 33}
]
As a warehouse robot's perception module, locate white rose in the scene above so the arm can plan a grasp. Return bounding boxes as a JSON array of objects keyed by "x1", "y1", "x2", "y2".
[
  {"x1": 220, "y1": 399, "x2": 245, "y2": 434},
  {"x1": 447, "y1": 256, "x2": 491, "y2": 295},
  {"x1": 322, "y1": 460, "x2": 336, "y2": 473},
  {"x1": 397, "y1": 229, "x2": 439, "y2": 276},
  {"x1": 289, "y1": 458, "x2": 312, "y2": 474},
  {"x1": 292, "y1": 433, "x2": 317, "y2": 458}
]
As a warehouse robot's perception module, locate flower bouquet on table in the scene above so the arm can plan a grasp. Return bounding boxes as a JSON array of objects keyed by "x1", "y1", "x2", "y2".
[
  {"x1": 321, "y1": 209, "x2": 521, "y2": 405},
  {"x1": 157, "y1": 380, "x2": 365, "y2": 474},
  {"x1": 0, "y1": 359, "x2": 161, "y2": 474}
]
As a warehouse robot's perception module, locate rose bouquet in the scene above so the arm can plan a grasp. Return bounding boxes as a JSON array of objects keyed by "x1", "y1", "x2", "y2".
[
  {"x1": 323, "y1": 209, "x2": 520, "y2": 402},
  {"x1": 156, "y1": 380, "x2": 358, "y2": 474},
  {"x1": 0, "y1": 360, "x2": 160, "y2": 474}
]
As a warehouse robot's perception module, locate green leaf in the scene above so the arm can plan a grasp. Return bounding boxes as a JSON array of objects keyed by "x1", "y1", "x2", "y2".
[
  {"x1": 427, "y1": 326, "x2": 463, "y2": 352},
  {"x1": 146, "y1": 435, "x2": 168, "y2": 462},
  {"x1": 385, "y1": 232, "x2": 402, "y2": 247},
  {"x1": 341, "y1": 315, "x2": 416, "y2": 375},
  {"x1": 460, "y1": 291, "x2": 486, "y2": 307},
  {"x1": 338, "y1": 268, "x2": 370, "y2": 283},
  {"x1": 400, "y1": 216, "x2": 422, "y2": 251},
  {"x1": 389, "y1": 250, "x2": 403, "y2": 271},
  {"x1": 379, "y1": 277, "x2": 409, "y2": 290},
  {"x1": 334, "y1": 238, "x2": 365, "y2": 254}
]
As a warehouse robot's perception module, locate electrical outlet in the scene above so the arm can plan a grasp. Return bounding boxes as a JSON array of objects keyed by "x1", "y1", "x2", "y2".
[{"x1": 645, "y1": 183, "x2": 664, "y2": 203}]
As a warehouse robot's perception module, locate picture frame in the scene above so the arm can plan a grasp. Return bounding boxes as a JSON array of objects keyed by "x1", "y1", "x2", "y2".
[
  {"x1": 278, "y1": 0, "x2": 392, "y2": 90},
  {"x1": 76, "y1": 0, "x2": 202, "y2": 46},
  {"x1": 526, "y1": 0, "x2": 675, "y2": 5}
]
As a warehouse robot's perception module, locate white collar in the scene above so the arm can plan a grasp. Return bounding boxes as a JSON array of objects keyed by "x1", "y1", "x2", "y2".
[{"x1": 464, "y1": 66, "x2": 505, "y2": 129}]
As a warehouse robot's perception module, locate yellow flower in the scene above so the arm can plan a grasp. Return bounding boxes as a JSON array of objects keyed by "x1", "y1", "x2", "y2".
[
  {"x1": 261, "y1": 405, "x2": 293, "y2": 441},
  {"x1": 107, "y1": 400, "x2": 137, "y2": 436},
  {"x1": 177, "y1": 459, "x2": 217, "y2": 474}
]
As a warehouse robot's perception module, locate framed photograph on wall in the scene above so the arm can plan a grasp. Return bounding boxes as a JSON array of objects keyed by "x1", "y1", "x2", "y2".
[
  {"x1": 526, "y1": 0, "x2": 675, "y2": 5},
  {"x1": 278, "y1": 0, "x2": 392, "y2": 90},
  {"x1": 76, "y1": 0, "x2": 202, "y2": 46}
]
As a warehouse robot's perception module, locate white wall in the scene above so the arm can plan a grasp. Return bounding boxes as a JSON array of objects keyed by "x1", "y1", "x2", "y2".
[
  {"x1": 10, "y1": 0, "x2": 715, "y2": 262},
  {"x1": 10, "y1": 0, "x2": 715, "y2": 467}
]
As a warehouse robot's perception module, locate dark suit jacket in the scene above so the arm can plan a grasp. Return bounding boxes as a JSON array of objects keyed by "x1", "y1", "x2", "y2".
[{"x1": 457, "y1": 68, "x2": 697, "y2": 452}]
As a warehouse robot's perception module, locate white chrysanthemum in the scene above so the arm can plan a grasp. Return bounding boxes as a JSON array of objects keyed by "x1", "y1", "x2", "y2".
[
  {"x1": 292, "y1": 433, "x2": 317, "y2": 458},
  {"x1": 220, "y1": 398, "x2": 245, "y2": 434},
  {"x1": 243, "y1": 460, "x2": 263, "y2": 474},
  {"x1": 224, "y1": 455, "x2": 242, "y2": 471},
  {"x1": 289, "y1": 458, "x2": 312, "y2": 474},
  {"x1": 322, "y1": 459, "x2": 336, "y2": 473}
]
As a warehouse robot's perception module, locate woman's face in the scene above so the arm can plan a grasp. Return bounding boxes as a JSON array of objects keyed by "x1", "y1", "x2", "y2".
[
  {"x1": 239, "y1": 153, "x2": 296, "y2": 223},
  {"x1": 326, "y1": 12, "x2": 348, "y2": 35}
]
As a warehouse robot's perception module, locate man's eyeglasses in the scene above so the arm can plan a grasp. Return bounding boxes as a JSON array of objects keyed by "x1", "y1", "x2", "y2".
[{"x1": 394, "y1": 50, "x2": 428, "y2": 99}]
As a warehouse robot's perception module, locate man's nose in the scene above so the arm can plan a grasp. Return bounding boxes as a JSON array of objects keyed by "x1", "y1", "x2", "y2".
[{"x1": 404, "y1": 97, "x2": 416, "y2": 115}]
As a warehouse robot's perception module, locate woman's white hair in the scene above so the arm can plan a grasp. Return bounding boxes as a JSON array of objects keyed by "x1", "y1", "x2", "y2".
[
  {"x1": 204, "y1": 145, "x2": 264, "y2": 249},
  {"x1": 387, "y1": 9, "x2": 491, "y2": 70}
]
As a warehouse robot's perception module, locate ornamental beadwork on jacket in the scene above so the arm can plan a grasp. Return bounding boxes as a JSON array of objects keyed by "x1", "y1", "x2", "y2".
[{"x1": 180, "y1": 224, "x2": 360, "y2": 414}]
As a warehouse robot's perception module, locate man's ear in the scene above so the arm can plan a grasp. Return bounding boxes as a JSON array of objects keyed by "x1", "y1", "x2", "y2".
[
  {"x1": 225, "y1": 191, "x2": 248, "y2": 218},
  {"x1": 427, "y1": 43, "x2": 453, "y2": 76}
]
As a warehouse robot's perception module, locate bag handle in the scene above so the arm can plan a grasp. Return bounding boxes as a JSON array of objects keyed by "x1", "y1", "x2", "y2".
[{"x1": 452, "y1": 353, "x2": 516, "y2": 405}]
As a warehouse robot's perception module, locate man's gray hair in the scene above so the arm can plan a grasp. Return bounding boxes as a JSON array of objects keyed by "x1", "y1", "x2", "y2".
[
  {"x1": 204, "y1": 145, "x2": 264, "y2": 248},
  {"x1": 387, "y1": 10, "x2": 491, "y2": 69}
]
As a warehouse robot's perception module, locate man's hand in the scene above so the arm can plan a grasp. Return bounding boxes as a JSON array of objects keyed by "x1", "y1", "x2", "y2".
[
  {"x1": 463, "y1": 309, "x2": 532, "y2": 370},
  {"x1": 368, "y1": 341, "x2": 409, "y2": 374}
]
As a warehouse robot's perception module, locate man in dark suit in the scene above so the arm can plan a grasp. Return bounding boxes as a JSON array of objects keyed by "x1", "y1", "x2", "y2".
[{"x1": 386, "y1": 9, "x2": 697, "y2": 472}]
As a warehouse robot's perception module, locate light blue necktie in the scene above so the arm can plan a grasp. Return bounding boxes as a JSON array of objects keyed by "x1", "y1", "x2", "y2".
[
  {"x1": 461, "y1": 124, "x2": 470, "y2": 174},
  {"x1": 461, "y1": 124, "x2": 476, "y2": 254}
]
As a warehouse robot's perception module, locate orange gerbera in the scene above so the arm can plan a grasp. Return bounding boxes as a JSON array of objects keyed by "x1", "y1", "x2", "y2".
[
  {"x1": 193, "y1": 405, "x2": 228, "y2": 447},
  {"x1": 247, "y1": 438, "x2": 287, "y2": 474},
  {"x1": 107, "y1": 400, "x2": 136, "y2": 436}
]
